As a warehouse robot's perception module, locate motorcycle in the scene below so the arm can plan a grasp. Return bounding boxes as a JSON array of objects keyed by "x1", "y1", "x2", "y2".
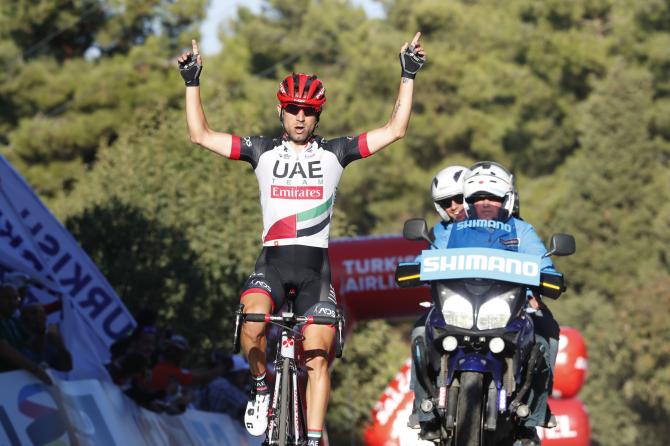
[{"x1": 396, "y1": 218, "x2": 575, "y2": 446}]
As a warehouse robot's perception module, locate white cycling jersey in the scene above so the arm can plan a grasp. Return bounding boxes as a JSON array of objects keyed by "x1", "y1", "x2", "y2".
[{"x1": 231, "y1": 133, "x2": 371, "y2": 248}]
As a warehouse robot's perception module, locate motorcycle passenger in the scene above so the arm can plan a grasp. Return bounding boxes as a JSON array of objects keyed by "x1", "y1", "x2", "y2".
[
  {"x1": 409, "y1": 165, "x2": 470, "y2": 439},
  {"x1": 424, "y1": 162, "x2": 559, "y2": 446},
  {"x1": 178, "y1": 34, "x2": 426, "y2": 444}
]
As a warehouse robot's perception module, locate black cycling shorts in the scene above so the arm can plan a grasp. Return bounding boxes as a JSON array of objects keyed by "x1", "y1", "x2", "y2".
[{"x1": 240, "y1": 245, "x2": 337, "y2": 318}]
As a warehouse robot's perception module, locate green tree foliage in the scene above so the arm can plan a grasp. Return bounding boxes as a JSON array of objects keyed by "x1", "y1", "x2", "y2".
[
  {"x1": 553, "y1": 63, "x2": 667, "y2": 297},
  {"x1": 0, "y1": 0, "x2": 206, "y2": 197},
  {"x1": 547, "y1": 61, "x2": 670, "y2": 446}
]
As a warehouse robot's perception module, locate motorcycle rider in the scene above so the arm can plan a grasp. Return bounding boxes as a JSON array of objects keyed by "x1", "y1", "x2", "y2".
[
  {"x1": 408, "y1": 165, "x2": 470, "y2": 439},
  {"x1": 416, "y1": 162, "x2": 558, "y2": 445}
]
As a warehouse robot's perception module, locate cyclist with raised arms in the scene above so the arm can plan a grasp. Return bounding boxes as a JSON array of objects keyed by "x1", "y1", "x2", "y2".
[{"x1": 177, "y1": 34, "x2": 426, "y2": 445}]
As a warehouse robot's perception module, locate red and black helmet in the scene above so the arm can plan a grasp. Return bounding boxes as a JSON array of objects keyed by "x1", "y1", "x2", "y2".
[{"x1": 277, "y1": 73, "x2": 326, "y2": 111}]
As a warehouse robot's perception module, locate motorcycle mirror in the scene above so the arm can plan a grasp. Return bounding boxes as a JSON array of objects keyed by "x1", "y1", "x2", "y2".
[
  {"x1": 403, "y1": 218, "x2": 432, "y2": 244},
  {"x1": 544, "y1": 233, "x2": 576, "y2": 257}
]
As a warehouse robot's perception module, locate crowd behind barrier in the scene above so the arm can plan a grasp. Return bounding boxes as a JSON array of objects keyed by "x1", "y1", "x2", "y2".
[
  {"x1": 0, "y1": 369, "x2": 263, "y2": 445},
  {"x1": 0, "y1": 274, "x2": 257, "y2": 443}
]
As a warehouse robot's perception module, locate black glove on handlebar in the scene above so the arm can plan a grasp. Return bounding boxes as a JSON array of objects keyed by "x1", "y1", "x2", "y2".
[
  {"x1": 179, "y1": 54, "x2": 202, "y2": 87},
  {"x1": 399, "y1": 44, "x2": 426, "y2": 79}
]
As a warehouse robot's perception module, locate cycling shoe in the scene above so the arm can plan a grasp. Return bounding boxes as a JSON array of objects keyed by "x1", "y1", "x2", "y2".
[{"x1": 245, "y1": 391, "x2": 270, "y2": 436}]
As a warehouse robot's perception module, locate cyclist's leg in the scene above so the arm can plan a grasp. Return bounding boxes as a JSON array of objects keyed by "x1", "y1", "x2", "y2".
[
  {"x1": 240, "y1": 291, "x2": 273, "y2": 375},
  {"x1": 241, "y1": 288, "x2": 275, "y2": 436},
  {"x1": 299, "y1": 286, "x2": 337, "y2": 440},
  {"x1": 302, "y1": 320, "x2": 335, "y2": 438},
  {"x1": 240, "y1": 250, "x2": 283, "y2": 436},
  {"x1": 284, "y1": 245, "x2": 334, "y2": 444}
]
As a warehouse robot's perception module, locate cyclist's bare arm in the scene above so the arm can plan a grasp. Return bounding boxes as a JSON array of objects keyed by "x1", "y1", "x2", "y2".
[
  {"x1": 365, "y1": 32, "x2": 426, "y2": 155},
  {"x1": 178, "y1": 40, "x2": 234, "y2": 158}
]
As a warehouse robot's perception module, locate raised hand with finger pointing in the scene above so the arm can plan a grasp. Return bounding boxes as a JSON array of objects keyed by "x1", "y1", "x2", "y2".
[
  {"x1": 177, "y1": 39, "x2": 203, "y2": 87},
  {"x1": 399, "y1": 32, "x2": 427, "y2": 79}
]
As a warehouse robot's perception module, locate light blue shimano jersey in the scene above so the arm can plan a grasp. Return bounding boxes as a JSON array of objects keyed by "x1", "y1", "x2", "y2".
[{"x1": 424, "y1": 217, "x2": 555, "y2": 272}]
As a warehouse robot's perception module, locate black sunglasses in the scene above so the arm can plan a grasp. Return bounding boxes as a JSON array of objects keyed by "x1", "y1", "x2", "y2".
[
  {"x1": 466, "y1": 194, "x2": 504, "y2": 204},
  {"x1": 284, "y1": 104, "x2": 319, "y2": 117},
  {"x1": 436, "y1": 194, "x2": 464, "y2": 208}
]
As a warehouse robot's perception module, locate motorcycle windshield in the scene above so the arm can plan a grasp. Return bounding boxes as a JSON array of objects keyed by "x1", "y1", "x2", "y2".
[{"x1": 419, "y1": 247, "x2": 542, "y2": 286}]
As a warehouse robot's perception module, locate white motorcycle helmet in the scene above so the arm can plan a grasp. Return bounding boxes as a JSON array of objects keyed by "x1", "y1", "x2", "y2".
[
  {"x1": 463, "y1": 161, "x2": 516, "y2": 220},
  {"x1": 431, "y1": 165, "x2": 470, "y2": 222}
]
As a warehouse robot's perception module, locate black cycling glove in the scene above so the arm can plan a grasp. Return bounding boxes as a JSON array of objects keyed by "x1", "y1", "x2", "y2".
[
  {"x1": 399, "y1": 44, "x2": 426, "y2": 79},
  {"x1": 179, "y1": 54, "x2": 202, "y2": 87}
]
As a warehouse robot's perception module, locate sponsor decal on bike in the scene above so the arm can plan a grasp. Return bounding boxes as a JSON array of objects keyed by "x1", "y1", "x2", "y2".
[
  {"x1": 280, "y1": 334, "x2": 295, "y2": 359},
  {"x1": 420, "y1": 248, "x2": 542, "y2": 286}
]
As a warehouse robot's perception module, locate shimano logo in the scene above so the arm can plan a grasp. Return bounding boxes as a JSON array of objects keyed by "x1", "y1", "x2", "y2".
[
  {"x1": 456, "y1": 219, "x2": 512, "y2": 232},
  {"x1": 423, "y1": 254, "x2": 539, "y2": 278}
]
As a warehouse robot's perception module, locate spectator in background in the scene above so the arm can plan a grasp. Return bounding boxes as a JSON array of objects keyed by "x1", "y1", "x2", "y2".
[
  {"x1": 109, "y1": 307, "x2": 159, "y2": 361},
  {"x1": 197, "y1": 352, "x2": 250, "y2": 420},
  {"x1": 150, "y1": 334, "x2": 226, "y2": 414},
  {"x1": 4, "y1": 271, "x2": 63, "y2": 315},
  {"x1": 4, "y1": 272, "x2": 30, "y2": 303},
  {"x1": 20, "y1": 303, "x2": 72, "y2": 372},
  {"x1": 106, "y1": 325, "x2": 164, "y2": 411},
  {"x1": 0, "y1": 284, "x2": 52, "y2": 385}
]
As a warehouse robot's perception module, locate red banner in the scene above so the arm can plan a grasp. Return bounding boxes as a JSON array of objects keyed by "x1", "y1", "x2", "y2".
[{"x1": 329, "y1": 235, "x2": 428, "y2": 322}]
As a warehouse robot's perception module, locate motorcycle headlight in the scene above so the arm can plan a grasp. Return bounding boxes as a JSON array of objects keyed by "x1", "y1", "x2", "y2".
[
  {"x1": 442, "y1": 295, "x2": 474, "y2": 329},
  {"x1": 477, "y1": 295, "x2": 513, "y2": 330}
]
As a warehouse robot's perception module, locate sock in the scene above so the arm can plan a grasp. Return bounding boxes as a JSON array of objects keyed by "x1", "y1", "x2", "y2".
[
  {"x1": 307, "y1": 429, "x2": 322, "y2": 446},
  {"x1": 252, "y1": 372, "x2": 269, "y2": 395}
]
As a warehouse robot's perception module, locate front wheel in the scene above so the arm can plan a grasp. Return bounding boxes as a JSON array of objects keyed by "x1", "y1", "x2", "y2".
[
  {"x1": 277, "y1": 357, "x2": 291, "y2": 446},
  {"x1": 454, "y1": 372, "x2": 484, "y2": 446}
]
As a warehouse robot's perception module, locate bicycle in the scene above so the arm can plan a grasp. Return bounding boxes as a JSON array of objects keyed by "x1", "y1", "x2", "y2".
[{"x1": 232, "y1": 288, "x2": 345, "y2": 446}]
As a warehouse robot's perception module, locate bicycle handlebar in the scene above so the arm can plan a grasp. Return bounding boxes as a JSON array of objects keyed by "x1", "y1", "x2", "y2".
[
  {"x1": 242, "y1": 312, "x2": 340, "y2": 326},
  {"x1": 233, "y1": 306, "x2": 345, "y2": 358}
]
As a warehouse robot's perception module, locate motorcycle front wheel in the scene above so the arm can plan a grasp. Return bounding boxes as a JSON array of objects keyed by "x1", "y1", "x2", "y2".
[{"x1": 454, "y1": 372, "x2": 484, "y2": 446}]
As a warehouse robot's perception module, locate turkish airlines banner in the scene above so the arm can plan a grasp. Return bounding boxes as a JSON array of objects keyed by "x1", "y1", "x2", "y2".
[
  {"x1": 329, "y1": 235, "x2": 429, "y2": 322},
  {"x1": 0, "y1": 370, "x2": 261, "y2": 446},
  {"x1": 0, "y1": 155, "x2": 135, "y2": 378}
]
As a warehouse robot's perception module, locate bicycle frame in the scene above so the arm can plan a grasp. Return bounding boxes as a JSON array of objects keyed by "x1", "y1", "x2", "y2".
[{"x1": 233, "y1": 298, "x2": 344, "y2": 446}]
